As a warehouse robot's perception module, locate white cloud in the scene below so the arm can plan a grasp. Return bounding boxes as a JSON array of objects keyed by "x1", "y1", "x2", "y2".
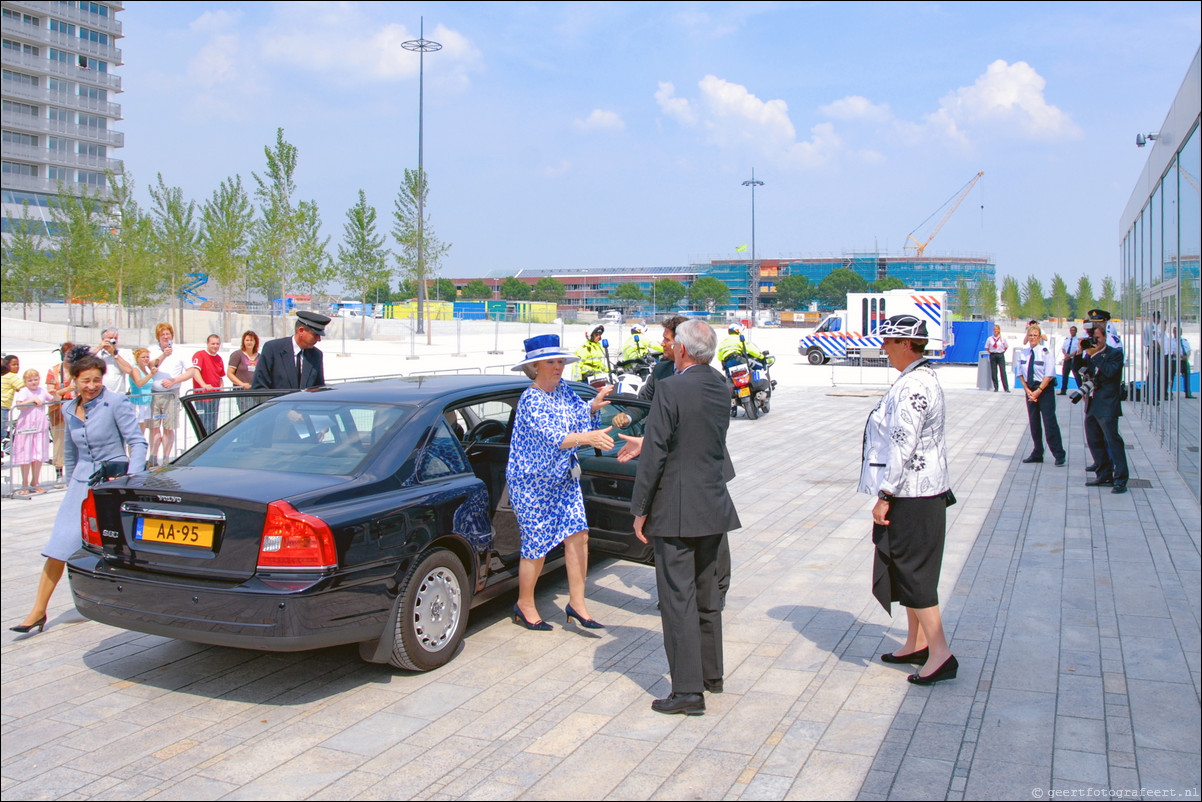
[
  {"x1": 189, "y1": 9, "x2": 240, "y2": 34},
  {"x1": 187, "y1": 33, "x2": 240, "y2": 88},
  {"x1": 936, "y1": 59, "x2": 1080, "y2": 140},
  {"x1": 574, "y1": 109, "x2": 625, "y2": 132},
  {"x1": 657, "y1": 76, "x2": 839, "y2": 168},
  {"x1": 539, "y1": 160, "x2": 572, "y2": 178},
  {"x1": 819, "y1": 95, "x2": 892, "y2": 123},
  {"x1": 655, "y1": 82, "x2": 697, "y2": 126}
]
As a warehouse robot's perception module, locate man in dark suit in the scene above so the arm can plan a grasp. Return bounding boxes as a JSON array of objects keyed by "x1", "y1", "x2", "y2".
[
  {"x1": 1081, "y1": 309, "x2": 1128, "y2": 494},
  {"x1": 638, "y1": 315, "x2": 687, "y2": 402},
  {"x1": 252, "y1": 311, "x2": 330, "y2": 391},
  {"x1": 625, "y1": 319, "x2": 740, "y2": 715}
]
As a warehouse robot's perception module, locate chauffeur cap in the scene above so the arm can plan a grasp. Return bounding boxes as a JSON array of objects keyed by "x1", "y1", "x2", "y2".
[{"x1": 296, "y1": 310, "x2": 331, "y2": 335}]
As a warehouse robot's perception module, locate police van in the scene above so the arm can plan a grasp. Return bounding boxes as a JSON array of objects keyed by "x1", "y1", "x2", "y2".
[{"x1": 798, "y1": 290, "x2": 952, "y2": 365}]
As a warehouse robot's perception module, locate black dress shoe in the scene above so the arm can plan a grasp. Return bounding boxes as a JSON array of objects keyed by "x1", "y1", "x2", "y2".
[
  {"x1": 1054, "y1": 457, "x2": 1066, "y2": 467},
  {"x1": 907, "y1": 655, "x2": 958, "y2": 686},
  {"x1": 1085, "y1": 464, "x2": 1100, "y2": 472},
  {"x1": 651, "y1": 693, "x2": 706, "y2": 715},
  {"x1": 704, "y1": 679, "x2": 724, "y2": 693},
  {"x1": 1022, "y1": 455, "x2": 1043, "y2": 464},
  {"x1": 1111, "y1": 485, "x2": 1128, "y2": 494},
  {"x1": 1086, "y1": 477, "x2": 1114, "y2": 487},
  {"x1": 881, "y1": 647, "x2": 928, "y2": 665}
]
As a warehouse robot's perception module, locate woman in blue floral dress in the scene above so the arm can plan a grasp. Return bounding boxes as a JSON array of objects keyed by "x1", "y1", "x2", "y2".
[{"x1": 508, "y1": 335, "x2": 614, "y2": 630}]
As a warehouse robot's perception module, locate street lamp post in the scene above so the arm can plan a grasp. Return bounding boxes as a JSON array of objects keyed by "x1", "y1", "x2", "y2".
[
  {"x1": 402, "y1": 18, "x2": 441, "y2": 345},
  {"x1": 742, "y1": 169, "x2": 764, "y2": 325}
]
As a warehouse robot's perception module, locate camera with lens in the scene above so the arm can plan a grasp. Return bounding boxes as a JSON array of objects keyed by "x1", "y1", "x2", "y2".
[{"x1": 1069, "y1": 364, "x2": 1096, "y2": 404}]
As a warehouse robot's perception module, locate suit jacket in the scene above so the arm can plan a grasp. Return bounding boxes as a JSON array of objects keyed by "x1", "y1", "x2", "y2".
[
  {"x1": 63, "y1": 388, "x2": 148, "y2": 483},
  {"x1": 631, "y1": 364, "x2": 740, "y2": 538},
  {"x1": 251, "y1": 336, "x2": 325, "y2": 391},
  {"x1": 637, "y1": 358, "x2": 675, "y2": 402},
  {"x1": 1083, "y1": 345, "x2": 1123, "y2": 418}
]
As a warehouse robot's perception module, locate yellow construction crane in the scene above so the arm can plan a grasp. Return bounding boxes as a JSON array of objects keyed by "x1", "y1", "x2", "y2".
[{"x1": 905, "y1": 171, "x2": 984, "y2": 257}]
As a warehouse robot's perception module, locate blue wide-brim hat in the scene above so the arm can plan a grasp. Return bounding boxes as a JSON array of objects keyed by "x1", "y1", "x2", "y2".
[{"x1": 511, "y1": 334, "x2": 579, "y2": 371}]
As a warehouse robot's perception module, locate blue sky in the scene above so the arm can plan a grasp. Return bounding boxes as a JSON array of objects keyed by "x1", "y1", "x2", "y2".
[{"x1": 118, "y1": 2, "x2": 1201, "y2": 287}]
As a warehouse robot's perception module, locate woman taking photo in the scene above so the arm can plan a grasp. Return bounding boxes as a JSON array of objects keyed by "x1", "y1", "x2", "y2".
[
  {"x1": 10, "y1": 347, "x2": 147, "y2": 634},
  {"x1": 859, "y1": 315, "x2": 956, "y2": 685},
  {"x1": 507, "y1": 334, "x2": 614, "y2": 630}
]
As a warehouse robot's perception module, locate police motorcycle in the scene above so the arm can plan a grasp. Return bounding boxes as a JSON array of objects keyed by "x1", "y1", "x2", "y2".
[
  {"x1": 601, "y1": 338, "x2": 648, "y2": 396},
  {"x1": 612, "y1": 326, "x2": 659, "y2": 396},
  {"x1": 723, "y1": 329, "x2": 776, "y2": 420}
]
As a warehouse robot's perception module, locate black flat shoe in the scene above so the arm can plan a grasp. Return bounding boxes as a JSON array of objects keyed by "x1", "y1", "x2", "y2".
[
  {"x1": 881, "y1": 647, "x2": 929, "y2": 665},
  {"x1": 565, "y1": 604, "x2": 604, "y2": 629},
  {"x1": 1054, "y1": 457, "x2": 1066, "y2": 467},
  {"x1": 704, "y1": 678, "x2": 724, "y2": 693},
  {"x1": 908, "y1": 655, "x2": 958, "y2": 685},
  {"x1": 1086, "y1": 477, "x2": 1114, "y2": 487},
  {"x1": 513, "y1": 604, "x2": 552, "y2": 631},
  {"x1": 651, "y1": 692, "x2": 705, "y2": 715},
  {"x1": 1022, "y1": 455, "x2": 1043, "y2": 464},
  {"x1": 1111, "y1": 485, "x2": 1128, "y2": 494},
  {"x1": 9, "y1": 615, "x2": 46, "y2": 634},
  {"x1": 1085, "y1": 464, "x2": 1100, "y2": 472}
]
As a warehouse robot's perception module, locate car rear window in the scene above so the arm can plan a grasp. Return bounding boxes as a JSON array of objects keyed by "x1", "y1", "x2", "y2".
[{"x1": 176, "y1": 401, "x2": 413, "y2": 476}]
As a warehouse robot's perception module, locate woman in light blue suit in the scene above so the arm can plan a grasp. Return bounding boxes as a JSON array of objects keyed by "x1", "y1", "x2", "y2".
[{"x1": 10, "y1": 349, "x2": 147, "y2": 634}]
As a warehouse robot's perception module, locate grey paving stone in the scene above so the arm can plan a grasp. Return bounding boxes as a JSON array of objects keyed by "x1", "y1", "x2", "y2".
[
  {"x1": 1052, "y1": 747, "x2": 1109, "y2": 784},
  {"x1": 887, "y1": 756, "x2": 954, "y2": 800},
  {"x1": 1127, "y1": 679, "x2": 1202, "y2": 753}
]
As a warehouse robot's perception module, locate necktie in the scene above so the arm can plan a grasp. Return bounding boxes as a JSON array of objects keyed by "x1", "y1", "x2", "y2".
[
  {"x1": 296, "y1": 351, "x2": 303, "y2": 387},
  {"x1": 1027, "y1": 349, "x2": 1037, "y2": 386}
]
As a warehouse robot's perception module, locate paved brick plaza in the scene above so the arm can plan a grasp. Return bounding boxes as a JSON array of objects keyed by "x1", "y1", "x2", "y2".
[{"x1": 2, "y1": 384, "x2": 1198, "y2": 800}]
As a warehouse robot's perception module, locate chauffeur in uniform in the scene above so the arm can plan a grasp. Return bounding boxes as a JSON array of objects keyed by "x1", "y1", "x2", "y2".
[
  {"x1": 1082, "y1": 309, "x2": 1128, "y2": 494},
  {"x1": 252, "y1": 311, "x2": 330, "y2": 391}
]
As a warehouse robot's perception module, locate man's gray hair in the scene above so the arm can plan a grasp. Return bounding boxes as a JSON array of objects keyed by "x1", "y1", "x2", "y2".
[
  {"x1": 101, "y1": 327, "x2": 117, "y2": 338},
  {"x1": 676, "y1": 319, "x2": 716, "y2": 364}
]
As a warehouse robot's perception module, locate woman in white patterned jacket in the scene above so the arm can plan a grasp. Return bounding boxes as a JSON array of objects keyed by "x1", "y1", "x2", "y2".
[{"x1": 859, "y1": 314, "x2": 957, "y2": 686}]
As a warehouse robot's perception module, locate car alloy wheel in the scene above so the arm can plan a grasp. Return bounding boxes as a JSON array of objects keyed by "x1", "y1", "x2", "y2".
[{"x1": 390, "y1": 548, "x2": 470, "y2": 671}]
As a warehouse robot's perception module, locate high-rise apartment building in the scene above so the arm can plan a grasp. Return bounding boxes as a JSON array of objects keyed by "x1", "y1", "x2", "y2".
[{"x1": 1, "y1": 0, "x2": 123, "y2": 233}]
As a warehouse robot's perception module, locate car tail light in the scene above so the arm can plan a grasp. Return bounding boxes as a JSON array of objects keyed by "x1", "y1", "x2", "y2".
[
  {"x1": 257, "y1": 500, "x2": 336, "y2": 571},
  {"x1": 82, "y1": 489, "x2": 102, "y2": 548}
]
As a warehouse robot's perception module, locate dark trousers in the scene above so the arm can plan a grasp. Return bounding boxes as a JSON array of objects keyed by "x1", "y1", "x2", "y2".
[
  {"x1": 1166, "y1": 356, "x2": 1194, "y2": 398},
  {"x1": 654, "y1": 534, "x2": 724, "y2": 694},
  {"x1": 1026, "y1": 390, "x2": 1065, "y2": 460},
  {"x1": 1060, "y1": 355, "x2": 1081, "y2": 394},
  {"x1": 1085, "y1": 413, "x2": 1128, "y2": 486},
  {"x1": 989, "y1": 353, "x2": 1009, "y2": 392}
]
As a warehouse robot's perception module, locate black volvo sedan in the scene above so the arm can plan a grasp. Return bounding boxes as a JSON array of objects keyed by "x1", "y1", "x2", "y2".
[{"x1": 68, "y1": 376, "x2": 652, "y2": 672}]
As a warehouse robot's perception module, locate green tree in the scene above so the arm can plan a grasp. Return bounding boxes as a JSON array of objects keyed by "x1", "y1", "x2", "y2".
[
  {"x1": 460, "y1": 278, "x2": 493, "y2": 299},
  {"x1": 688, "y1": 276, "x2": 730, "y2": 311},
  {"x1": 147, "y1": 174, "x2": 201, "y2": 337},
  {"x1": 96, "y1": 172, "x2": 157, "y2": 315},
  {"x1": 775, "y1": 274, "x2": 812, "y2": 310},
  {"x1": 977, "y1": 277, "x2": 998, "y2": 320},
  {"x1": 532, "y1": 277, "x2": 566, "y2": 303},
  {"x1": 610, "y1": 282, "x2": 646, "y2": 312},
  {"x1": 955, "y1": 276, "x2": 972, "y2": 319},
  {"x1": 870, "y1": 276, "x2": 907, "y2": 292},
  {"x1": 200, "y1": 174, "x2": 255, "y2": 338},
  {"x1": 428, "y1": 277, "x2": 456, "y2": 301},
  {"x1": 1001, "y1": 275, "x2": 1022, "y2": 321},
  {"x1": 1021, "y1": 275, "x2": 1047, "y2": 321},
  {"x1": 1100, "y1": 276, "x2": 1118, "y2": 312},
  {"x1": 1049, "y1": 274, "x2": 1071, "y2": 321},
  {"x1": 365, "y1": 280, "x2": 392, "y2": 309},
  {"x1": 287, "y1": 202, "x2": 332, "y2": 303},
  {"x1": 1075, "y1": 275, "x2": 1095, "y2": 317},
  {"x1": 500, "y1": 276, "x2": 530, "y2": 300},
  {"x1": 250, "y1": 128, "x2": 314, "y2": 336},
  {"x1": 816, "y1": 267, "x2": 869, "y2": 308},
  {"x1": 336, "y1": 189, "x2": 391, "y2": 340},
  {"x1": 49, "y1": 184, "x2": 109, "y2": 326},
  {"x1": 651, "y1": 278, "x2": 687, "y2": 310},
  {"x1": 392, "y1": 167, "x2": 450, "y2": 335},
  {"x1": 1, "y1": 206, "x2": 52, "y2": 318}
]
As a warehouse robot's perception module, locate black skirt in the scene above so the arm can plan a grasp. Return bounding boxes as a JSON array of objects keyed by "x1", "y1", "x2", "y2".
[{"x1": 872, "y1": 495, "x2": 947, "y2": 614}]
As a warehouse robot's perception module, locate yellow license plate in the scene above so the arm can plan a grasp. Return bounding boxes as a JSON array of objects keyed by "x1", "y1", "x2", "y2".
[
  {"x1": 738, "y1": 387, "x2": 751, "y2": 397},
  {"x1": 136, "y1": 517, "x2": 214, "y2": 548}
]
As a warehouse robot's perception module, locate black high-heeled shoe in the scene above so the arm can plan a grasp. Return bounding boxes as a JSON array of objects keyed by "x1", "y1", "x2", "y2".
[
  {"x1": 565, "y1": 604, "x2": 604, "y2": 629},
  {"x1": 881, "y1": 647, "x2": 928, "y2": 665},
  {"x1": 513, "y1": 604, "x2": 552, "y2": 631},
  {"x1": 908, "y1": 655, "x2": 958, "y2": 685},
  {"x1": 10, "y1": 615, "x2": 47, "y2": 634}
]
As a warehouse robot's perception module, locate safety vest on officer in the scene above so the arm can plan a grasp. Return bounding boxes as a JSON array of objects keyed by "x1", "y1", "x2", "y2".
[
  {"x1": 621, "y1": 334, "x2": 663, "y2": 362},
  {"x1": 718, "y1": 326, "x2": 765, "y2": 364},
  {"x1": 573, "y1": 329, "x2": 607, "y2": 380}
]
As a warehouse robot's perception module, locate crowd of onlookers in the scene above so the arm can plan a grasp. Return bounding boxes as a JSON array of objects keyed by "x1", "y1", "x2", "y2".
[{"x1": 1, "y1": 326, "x2": 262, "y2": 494}]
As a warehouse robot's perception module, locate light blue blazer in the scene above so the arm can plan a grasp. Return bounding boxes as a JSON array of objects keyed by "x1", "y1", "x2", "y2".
[{"x1": 63, "y1": 387, "x2": 148, "y2": 482}]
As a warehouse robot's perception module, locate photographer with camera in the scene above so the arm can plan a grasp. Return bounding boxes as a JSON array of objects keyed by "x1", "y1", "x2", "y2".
[{"x1": 1080, "y1": 309, "x2": 1128, "y2": 494}]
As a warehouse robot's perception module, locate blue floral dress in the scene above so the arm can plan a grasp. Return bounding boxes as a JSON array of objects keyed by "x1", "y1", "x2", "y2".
[{"x1": 506, "y1": 380, "x2": 598, "y2": 559}]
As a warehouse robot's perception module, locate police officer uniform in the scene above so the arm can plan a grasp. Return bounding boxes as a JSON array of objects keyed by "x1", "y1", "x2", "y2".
[{"x1": 1016, "y1": 338, "x2": 1066, "y2": 465}]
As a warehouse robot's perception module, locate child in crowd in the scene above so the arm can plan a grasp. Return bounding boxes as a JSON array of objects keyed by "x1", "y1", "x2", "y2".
[
  {"x1": 129, "y1": 348, "x2": 155, "y2": 434},
  {"x1": 12, "y1": 369, "x2": 52, "y2": 495}
]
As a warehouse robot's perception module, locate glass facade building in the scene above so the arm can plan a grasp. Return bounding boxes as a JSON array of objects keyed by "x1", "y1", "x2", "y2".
[{"x1": 1118, "y1": 47, "x2": 1200, "y2": 500}]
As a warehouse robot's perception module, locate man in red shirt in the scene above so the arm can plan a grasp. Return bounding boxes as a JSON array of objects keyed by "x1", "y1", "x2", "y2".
[{"x1": 190, "y1": 335, "x2": 225, "y2": 433}]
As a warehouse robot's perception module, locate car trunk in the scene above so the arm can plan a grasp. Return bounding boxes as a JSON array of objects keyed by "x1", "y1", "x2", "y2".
[{"x1": 93, "y1": 466, "x2": 348, "y2": 582}]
